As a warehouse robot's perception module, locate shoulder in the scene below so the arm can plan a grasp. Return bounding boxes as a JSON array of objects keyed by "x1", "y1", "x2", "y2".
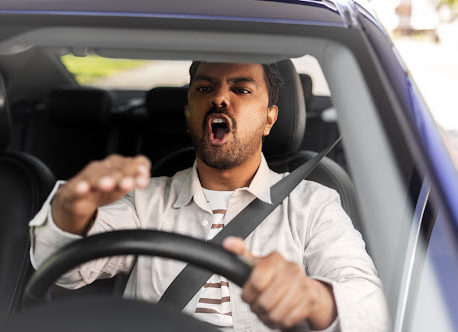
[{"x1": 272, "y1": 168, "x2": 341, "y2": 205}]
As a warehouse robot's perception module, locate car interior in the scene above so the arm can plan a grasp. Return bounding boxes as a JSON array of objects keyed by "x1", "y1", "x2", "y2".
[
  {"x1": 0, "y1": 46, "x2": 363, "y2": 316},
  {"x1": 0, "y1": 18, "x2": 422, "y2": 329}
]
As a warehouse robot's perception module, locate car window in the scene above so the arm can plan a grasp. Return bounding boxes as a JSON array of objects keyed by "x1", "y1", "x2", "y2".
[
  {"x1": 409, "y1": 209, "x2": 458, "y2": 331},
  {"x1": 60, "y1": 53, "x2": 331, "y2": 96},
  {"x1": 292, "y1": 55, "x2": 330, "y2": 96},
  {"x1": 60, "y1": 54, "x2": 192, "y2": 90}
]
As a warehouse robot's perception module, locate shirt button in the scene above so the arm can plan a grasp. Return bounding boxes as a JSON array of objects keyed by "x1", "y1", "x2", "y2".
[{"x1": 202, "y1": 219, "x2": 209, "y2": 226}]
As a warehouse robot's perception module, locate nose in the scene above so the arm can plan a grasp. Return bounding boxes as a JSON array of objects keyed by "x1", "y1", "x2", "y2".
[{"x1": 211, "y1": 86, "x2": 230, "y2": 109}]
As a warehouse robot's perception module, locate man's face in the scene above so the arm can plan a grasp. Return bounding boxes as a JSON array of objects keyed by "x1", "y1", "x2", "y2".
[{"x1": 185, "y1": 63, "x2": 278, "y2": 169}]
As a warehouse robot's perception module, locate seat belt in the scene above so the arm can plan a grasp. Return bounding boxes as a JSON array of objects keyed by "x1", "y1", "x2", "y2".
[{"x1": 158, "y1": 136, "x2": 342, "y2": 310}]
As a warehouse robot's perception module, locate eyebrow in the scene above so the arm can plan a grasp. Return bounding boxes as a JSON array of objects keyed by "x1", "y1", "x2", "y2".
[
  {"x1": 227, "y1": 77, "x2": 258, "y2": 87},
  {"x1": 193, "y1": 75, "x2": 258, "y2": 87}
]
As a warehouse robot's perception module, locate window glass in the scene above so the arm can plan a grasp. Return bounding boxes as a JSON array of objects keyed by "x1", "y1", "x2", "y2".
[
  {"x1": 60, "y1": 54, "x2": 330, "y2": 95},
  {"x1": 60, "y1": 54, "x2": 191, "y2": 90},
  {"x1": 292, "y1": 55, "x2": 330, "y2": 96},
  {"x1": 410, "y1": 211, "x2": 458, "y2": 331}
]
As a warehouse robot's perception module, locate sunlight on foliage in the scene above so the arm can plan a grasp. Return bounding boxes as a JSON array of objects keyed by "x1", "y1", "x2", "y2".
[{"x1": 60, "y1": 54, "x2": 149, "y2": 85}]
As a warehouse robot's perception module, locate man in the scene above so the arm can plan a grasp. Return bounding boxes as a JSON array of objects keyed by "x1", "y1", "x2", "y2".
[{"x1": 30, "y1": 62, "x2": 388, "y2": 331}]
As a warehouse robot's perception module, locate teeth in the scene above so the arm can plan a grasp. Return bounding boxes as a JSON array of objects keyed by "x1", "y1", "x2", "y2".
[{"x1": 212, "y1": 119, "x2": 226, "y2": 124}]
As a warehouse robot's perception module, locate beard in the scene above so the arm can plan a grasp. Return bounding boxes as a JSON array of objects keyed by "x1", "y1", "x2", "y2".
[{"x1": 186, "y1": 107, "x2": 265, "y2": 170}]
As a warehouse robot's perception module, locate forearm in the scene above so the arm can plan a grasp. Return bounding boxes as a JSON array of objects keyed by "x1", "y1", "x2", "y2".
[
  {"x1": 30, "y1": 185, "x2": 139, "y2": 289},
  {"x1": 31, "y1": 205, "x2": 134, "y2": 289},
  {"x1": 307, "y1": 279, "x2": 337, "y2": 330}
]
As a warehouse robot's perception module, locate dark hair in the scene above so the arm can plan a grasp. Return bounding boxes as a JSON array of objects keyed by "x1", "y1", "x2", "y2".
[{"x1": 189, "y1": 61, "x2": 283, "y2": 108}]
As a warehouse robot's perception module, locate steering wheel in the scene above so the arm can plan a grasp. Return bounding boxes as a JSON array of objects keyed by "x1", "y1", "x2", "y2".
[{"x1": 7, "y1": 230, "x2": 252, "y2": 332}]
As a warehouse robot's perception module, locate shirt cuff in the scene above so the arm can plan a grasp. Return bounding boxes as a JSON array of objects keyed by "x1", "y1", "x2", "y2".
[{"x1": 29, "y1": 181, "x2": 83, "y2": 269}]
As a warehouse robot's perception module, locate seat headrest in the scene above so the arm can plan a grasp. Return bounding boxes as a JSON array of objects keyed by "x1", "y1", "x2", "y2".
[
  {"x1": 0, "y1": 75, "x2": 11, "y2": 152},
  {"x1": 145, "y1": 87, "x2": 188, "y2": 136},
  {"x1": 263, "y1": 60, "x2": 306, "y2": 157},
  {"x1": 48, "y1": 87, "x2": 113, "y2": 127},
  {"x1": 299, "y1": 73, "x2": 313, "y2": 106},
  {"x1": 145, "y1": 87, "x2": 188, "y2": 115}
]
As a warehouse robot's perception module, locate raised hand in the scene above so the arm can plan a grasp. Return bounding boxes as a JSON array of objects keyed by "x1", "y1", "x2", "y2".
[{"x1": 51, "y1": 154, "x2": 151, "y2": 235}]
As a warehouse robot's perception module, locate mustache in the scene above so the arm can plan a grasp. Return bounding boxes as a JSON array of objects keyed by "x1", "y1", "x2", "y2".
[{"x1": 202, "y1": 106, "x2": 237, "y2": 131}]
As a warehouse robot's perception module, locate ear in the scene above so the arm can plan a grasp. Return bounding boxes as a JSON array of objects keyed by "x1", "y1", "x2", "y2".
[
  {"x1": 184, "y1": 104, "x2": 190, "y2": 133},
  {"x1": 263, "y1": 105, "x2": 278, "y2": 136},
  {"x1": 184, "y1": 103, "x2": 191, "y2": 117}
]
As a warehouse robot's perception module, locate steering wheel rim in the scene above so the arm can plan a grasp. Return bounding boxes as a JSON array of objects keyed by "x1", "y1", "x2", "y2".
[{"x1": 24, "y1": 230, "x2": 252, "y2": 303}]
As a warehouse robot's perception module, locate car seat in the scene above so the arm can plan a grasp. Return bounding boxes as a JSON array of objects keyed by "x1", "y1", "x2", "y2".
[
  {"x1": 23, "y1": 87, "x2": 117, "y2": 180},
  {"x1": 140, "y1": 87, "x2": 191, "y2": 165},
  {"x1": 299, "y1": 73, "x2": 347, "y2": 170},
  {"x1": 0, "y1": 74, "x2": 55, "y2": 319}
]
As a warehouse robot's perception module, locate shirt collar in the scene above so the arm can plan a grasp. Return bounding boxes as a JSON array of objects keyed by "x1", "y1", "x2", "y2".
[
  {"x1": 244, "y1": 154, "x2": 272, "y2": 204},
  {"x1": 173, "y1": 154, "x2": 273, "y2": 209}
]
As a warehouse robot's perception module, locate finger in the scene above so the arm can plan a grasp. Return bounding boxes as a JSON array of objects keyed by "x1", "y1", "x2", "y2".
[
  {"x1": 59, "y1": 154, "x2": 151, "y2": 209},
  {"x1": 241, "y1": 253, "x2": 284, "y2": 305},
  {"x1": 118, "y1": 176, "x2": 135, "y2": 191},
  {"x1": 133, "y1": 155, "x2": 151, "y2": 175},
  {"x1": 267, "y1": 279, "x2": 313, "y2": 328},
  {"x1": 88, "y1": 155, "x2": 149, "y2": 192},
  {"x1": 124, "y1": 155, "x2": 151, "y2": 188},
  {"x1": 75, "y1": 180, "x2": 90, "y2": 195},
  {"x1": 223, "y1": 236, "x2": 256, "y2": 262},
  {"x1": 98, "y1": 175, "x2": 117, "y2": 191},
  {"x1": 250, "y1": 268, "x2": 290, "y2": 317},
  {"x1": 77, "y1": 159, "x2": 116, "y2": 191},
  {"x1": 104, "y1": 155, "x2": 150, "y2": 189},
  {"x1": 281, "y1": 300, "x2": 314, "y2": 329}
]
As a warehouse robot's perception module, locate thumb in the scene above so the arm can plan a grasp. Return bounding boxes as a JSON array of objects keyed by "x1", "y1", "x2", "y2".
[{"x1": 223, "y1": 236, "x2": 257, "y2": 264}]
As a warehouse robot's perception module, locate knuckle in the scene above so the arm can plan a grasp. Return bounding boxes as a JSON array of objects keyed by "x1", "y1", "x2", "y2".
[
  {"x1": 107, "y1": 153, "x2": 122, "y2": 160},
  {"x1": 267, "y1": 311, "x2": 282, "y2": 326},
  {"x1": 288, "y1": 262, "x2": 302, "y2": 275},
  {"x1": 241, "y1": 291, "x2": 251, "y2": 304},
  {"x1": 256, "y1": 299, "x2": 270, "y2": 314},
  {"x1": 267, "y1": 251, "x2": 282, "y2": 262},
  {"x1": 250, "y1": 302, "x2": 262, "y2": 314},
  {"x1": 110, "y1": 170, "x2": 123, "y2": 179},
  {"x1": 250, "y1": 280, "x2": 264, "y2": 293},
  {"x1": 283, "y1": 316, "x2": 296, "y2": 328},
  {"x1": 104, "y1": 154, "x2": 123, "y2": 165},
  {"x1": 134, "y1": 154, "x2": 149, "y2": 163},
  {"x1": 87, "y1": 160, "x2": 100, "y2": 168}
]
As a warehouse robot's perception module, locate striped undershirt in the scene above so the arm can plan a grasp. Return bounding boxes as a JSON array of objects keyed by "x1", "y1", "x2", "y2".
[{"x1": 195, "y1": 188, "x2": 234, "y2": 329}]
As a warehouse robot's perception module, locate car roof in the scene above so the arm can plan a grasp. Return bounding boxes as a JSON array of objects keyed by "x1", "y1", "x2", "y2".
[{"x1": 0, "y1": 0, "x2": 348, "y2": 27}]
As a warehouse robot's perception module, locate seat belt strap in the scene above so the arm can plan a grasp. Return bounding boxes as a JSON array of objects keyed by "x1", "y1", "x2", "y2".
[{"x1": 158, "y1": 137, "x2": 342, "y2": 310}]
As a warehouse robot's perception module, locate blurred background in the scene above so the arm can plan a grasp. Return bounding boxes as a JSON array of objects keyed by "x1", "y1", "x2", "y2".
[{"x1": 369, "y1": 0, "x2": 458, "y2": 155}]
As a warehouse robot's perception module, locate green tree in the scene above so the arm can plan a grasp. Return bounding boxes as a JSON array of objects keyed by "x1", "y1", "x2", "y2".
[{"x1": 440, "y1": 0, "x2": 457, "y2": 7}]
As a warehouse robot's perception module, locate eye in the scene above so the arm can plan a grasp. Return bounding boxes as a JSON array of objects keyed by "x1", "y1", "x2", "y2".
[
  {"x1": 233, "y1": 88, "x2": 252, "y2": 94},
  {"x1": 196, "y1": 86, "x2": 212, "y2": 92}
]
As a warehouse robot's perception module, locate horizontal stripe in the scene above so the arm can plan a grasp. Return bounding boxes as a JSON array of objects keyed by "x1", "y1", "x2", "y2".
[
  {"x1": 204, "y1": 281, "x2": 229, "y2": 288},
  {"x1": 212, "y1": 209, "x2": 227, "y2": 214},
  {"x1": 211, "y1": 223, "x2": 224, "y2": 229},
  {"x1": 195, "y1": 308, "x2": 232, "y2": 316},
  {"x1": 199, "y1": 296, "x2": 230, "y2": 304}
]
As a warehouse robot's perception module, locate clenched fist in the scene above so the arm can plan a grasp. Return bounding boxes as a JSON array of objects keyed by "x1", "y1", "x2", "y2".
[
  {"x1": 51, "y1": 154, "x2": 151, "y2": 235},
  {"x1": 223, "y1": 237, "x2": 337, "y2": 330}
]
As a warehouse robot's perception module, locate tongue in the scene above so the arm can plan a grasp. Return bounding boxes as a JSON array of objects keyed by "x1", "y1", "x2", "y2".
[{"x1": 214, "y1": 127, "x2": 226, "y2": 140}]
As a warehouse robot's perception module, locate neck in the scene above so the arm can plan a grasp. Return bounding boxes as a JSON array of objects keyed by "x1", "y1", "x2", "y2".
[{"x1": 196, "y1": 149, "x2": 262, "y2": 191}]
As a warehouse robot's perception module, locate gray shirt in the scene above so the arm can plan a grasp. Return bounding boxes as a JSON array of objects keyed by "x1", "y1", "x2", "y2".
[{"x1": 29, "y1": 155, "x2": 388, "y2": 332}]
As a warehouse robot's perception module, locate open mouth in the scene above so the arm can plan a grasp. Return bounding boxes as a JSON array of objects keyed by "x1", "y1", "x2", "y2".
[{"x1": 207, "y1": 115, "x2": 231, "y2": 145}]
